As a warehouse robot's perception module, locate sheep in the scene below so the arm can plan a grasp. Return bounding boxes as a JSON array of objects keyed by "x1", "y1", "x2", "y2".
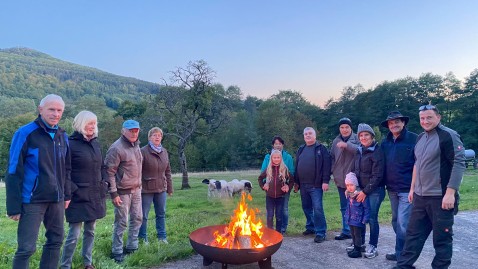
[
  {"x1": 228, "y1": 179, "x2": 253, "y2": 196},
  {"x1": 202, "y1": 178, "x2": 231, "y2": 198}
]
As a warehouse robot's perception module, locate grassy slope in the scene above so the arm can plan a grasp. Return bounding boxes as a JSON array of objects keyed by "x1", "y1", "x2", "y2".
[{"x1": 0, "y1": 169, "x2": 477, "y2": 269}]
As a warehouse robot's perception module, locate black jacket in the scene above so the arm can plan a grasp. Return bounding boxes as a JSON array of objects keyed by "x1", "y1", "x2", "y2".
[
  {"x1": 353, "y1": 141, "x2": 385, "y2": 195},
  {"x1": 295, "y1": 142, "x2": 332, "y2": 188},
  {"x1": 65, "y1": 131, "x2": 107, "y2": 223}
]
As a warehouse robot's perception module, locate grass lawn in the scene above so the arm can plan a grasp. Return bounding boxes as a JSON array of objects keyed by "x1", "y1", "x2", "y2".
[{"x1": 0, "y1": 169, "x2": 477, "y2": 269}]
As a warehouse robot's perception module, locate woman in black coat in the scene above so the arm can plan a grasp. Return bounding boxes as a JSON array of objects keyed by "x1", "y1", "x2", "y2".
[{"x1": 60, "y1": 111, "x2": 107, "y2": 269}]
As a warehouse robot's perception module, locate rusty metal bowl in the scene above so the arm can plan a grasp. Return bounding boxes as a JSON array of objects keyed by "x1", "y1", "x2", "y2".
[{"x1": 189, "y1": 224, "x2": 283, "y2": 265}]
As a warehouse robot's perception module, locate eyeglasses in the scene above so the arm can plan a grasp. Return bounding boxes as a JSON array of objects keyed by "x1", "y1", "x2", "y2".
[{"x1": 419, "y1": 104, "x2": 437, "y2": 111}]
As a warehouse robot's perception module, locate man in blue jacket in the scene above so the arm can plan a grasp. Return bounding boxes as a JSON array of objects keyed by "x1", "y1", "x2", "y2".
[
  {"x1": 380, "y1": 111, "x2": 417, "y2": 262},
  {"x1": 6, "y1": 94, "x2": 71, "y2": 269}
]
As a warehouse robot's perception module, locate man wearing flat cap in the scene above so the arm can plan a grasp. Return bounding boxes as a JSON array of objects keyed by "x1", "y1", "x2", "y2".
[
  {"x1": 104, "y1": 120, "x2": 143, "y2": 263},
  {"x1": 380, "y1": 111, "x2": 417, "y2": 262}
]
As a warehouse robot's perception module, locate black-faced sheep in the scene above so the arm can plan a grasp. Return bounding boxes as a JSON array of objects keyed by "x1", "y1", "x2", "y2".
[
  {"x1": 228, "y1": 179, "x2": 253, "y2": 196},
  {"x1": 202, "y1": 178, "x2": 230, "y2": 198}
]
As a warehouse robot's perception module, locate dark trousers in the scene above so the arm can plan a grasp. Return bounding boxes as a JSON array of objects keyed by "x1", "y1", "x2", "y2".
[
  {"x1": 266, "y1": 196, "x2": 284, "y2": 232},
  {"x1": 397, "y1": 194, "x2": 455, "y2": 269},
  {"x1": 13, "y1": 202, "x2": 65, "y2": 269},
  {"x1": 350, "y1": 225, "x2": 364, "y2": 248}
]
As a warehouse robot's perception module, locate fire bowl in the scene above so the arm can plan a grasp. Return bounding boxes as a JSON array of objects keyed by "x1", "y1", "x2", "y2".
[{"x1": 189, "y1": 224, "x2": 283, "y2": 265}]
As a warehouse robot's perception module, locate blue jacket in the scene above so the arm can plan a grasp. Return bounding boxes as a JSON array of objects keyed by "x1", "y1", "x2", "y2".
[
  {"x1": 345, "y1": 191, "x2": 370, "y2": 228},
  {"x1": 261, "y1": 150, "x2": 295, "y2": 175},
  {"x1": 6, "y1": 116, "x2": 71, "y2": 216},
  {"x1": 295, "y1": 142, "x2": 332, "y2": 187},
  {"x1": 381, "y1": 128, "x2": 417, "y2": 193}
]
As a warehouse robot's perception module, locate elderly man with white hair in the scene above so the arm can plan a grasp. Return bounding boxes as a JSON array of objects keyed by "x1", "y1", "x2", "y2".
[
  {"x1": 294, "y1": 127, "x2": 331, "y2": 244},
  {"x1": 6, "y1": 94, "x2": 72, "y2": 269}
]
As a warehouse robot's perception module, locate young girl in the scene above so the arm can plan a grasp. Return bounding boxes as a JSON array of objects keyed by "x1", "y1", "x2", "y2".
[
  {"x1": 344, "y1": 172, "x2": 370, "y2": 258},
  {"x1": 258, "y1": 149, "x2": 294, "y2": 233}
]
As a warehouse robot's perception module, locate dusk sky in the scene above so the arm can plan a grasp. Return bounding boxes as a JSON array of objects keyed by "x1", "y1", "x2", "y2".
[{"x1": 1, "y1": 1, "x2": 477, "y2": 106}]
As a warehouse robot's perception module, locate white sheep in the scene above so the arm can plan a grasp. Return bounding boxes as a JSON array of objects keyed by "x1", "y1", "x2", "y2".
[
  {"x1": 202, "y1": 178, "x2": 231, "y2": 198},
  {"x1": 228, "y1": 179, "x2": 253, "y2": 196}
]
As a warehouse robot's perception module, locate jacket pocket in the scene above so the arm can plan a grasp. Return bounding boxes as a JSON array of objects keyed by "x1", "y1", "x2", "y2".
[{"x1": 72, "y1": 182, "x2": 90, "y2": 202}]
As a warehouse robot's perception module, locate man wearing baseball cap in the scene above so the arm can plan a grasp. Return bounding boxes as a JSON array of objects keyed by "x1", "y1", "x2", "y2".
[{"x1": 104, "y1": 120, "x2": 143, "y2": 263}]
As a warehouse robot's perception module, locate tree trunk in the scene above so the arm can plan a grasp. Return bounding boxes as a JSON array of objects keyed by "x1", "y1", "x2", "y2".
[{"x1": 178, "y1": 141, "x2": 190, "y2": 189}]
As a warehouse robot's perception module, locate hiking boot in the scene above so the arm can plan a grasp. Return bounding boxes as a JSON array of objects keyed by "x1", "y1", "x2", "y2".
[
  {"x1": 302, "y1": 230, "x2": 315, "y2": 236},
  {"x1": 364, "y1": 244, "x2": 378, "y2": 258},
  {"x1": 335, "y1": 233, "x2": 352, "y2": 240},
  {"x1": 123, "y1": 248, "x2": 138, "y2": 255},
  {"x1": 110, "y1": 253, "x2": 124, "y2": 263},
  {"x1": 386, "y1": 253, "x2": 397, "y2": 261},
  {"x1": 347, "y1": 246, "x2": 363, "y2": 258},
  {"x1": 314, "y1": 235, "x2": 326, "y2": 243}
]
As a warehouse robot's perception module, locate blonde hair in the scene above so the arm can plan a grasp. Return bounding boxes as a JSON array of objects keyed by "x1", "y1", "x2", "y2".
[
  {"x1": 148, "y1": 127, "x2": 163, "y2": 138},
  {"x1": 266, "y1": 149, "x2": 289, "y2": 184},
  {"x1": 73, "y1": 110, "x2": 98, "y2": 138}
]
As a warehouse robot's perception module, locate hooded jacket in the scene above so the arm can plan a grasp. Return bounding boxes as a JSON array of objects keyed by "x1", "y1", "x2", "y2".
[
  {"x1": 295, "y1": 141, "x2": 332, "y2": 187},
  {"x1": 258, "y1": 166, "x2": 294, "y2": 198},
  {"x1": 65, "y1": 131, "x2": 107, "y2": 223},
  {"x1": 353, "y1": 141, "x2": 385, "y2": 195},
  {"x1": 6, "y1": 116, "x2": 71, "y2": 216}
]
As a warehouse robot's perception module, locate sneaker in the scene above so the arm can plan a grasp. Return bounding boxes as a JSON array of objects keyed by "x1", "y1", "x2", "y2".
[
  {"x1": 346, "y1": 243, "x2": 365, "y2": 253},
  {"x1": 158, "y1": 239, "x2": 169, "y2": 244},
  {"x1": 386, "y1": 253, "x2": 397, "y2": 261},
  {"x1": 123, "y1": 248, "x2": 137, "y2": 255},
  {"x1": 364, "y1": 244, "x2": 378, "y2": 259},
  {"x1": 302, "y1": 230, "x2": 315, "y2": 236},
  {"x1": 335, "y1": 233, "x2": 352, "y2": 240},
  {"x1": 314, "y1": 235, "x2": 326, "y2": 243},
  {"x1": 110, "y1": 253, "x2": 124, "y2": 263},
  {"x1": 139, "y1": 237, "x2": 149, "y2": 245}
]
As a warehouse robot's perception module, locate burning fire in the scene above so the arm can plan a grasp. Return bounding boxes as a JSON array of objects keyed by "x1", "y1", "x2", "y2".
[{"x1": 211, "y1": 192, "x2": 265, "y2": 249}]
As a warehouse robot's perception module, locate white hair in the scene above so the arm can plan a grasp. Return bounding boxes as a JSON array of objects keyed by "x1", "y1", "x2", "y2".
[
  {"x1": 73, "y1": 110, "x2": 98, "y2": 138},
  {"x1": 39, "y1": 94, "x2": 65, "y2": 108},
  {"x1": 303, "y1": 127, "x2": 316, "y2": 136}
]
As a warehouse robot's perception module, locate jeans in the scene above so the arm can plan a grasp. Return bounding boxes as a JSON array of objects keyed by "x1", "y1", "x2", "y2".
[
  {"x1": 281, "y1": 190, "x2": 291, "y2": 233},
  {"x1": 337, "y1": 186, "x2": 351, "y2": 236},
  {"x1": 112, "y1": 188, "x2": 143, "y2": 255},
  {"x1": 388, "y1": 191, "x2": 412, "y2": 259},
  {"x1": 139, "y1": 192, "x2": 168, "y2": 240},
  {"x1": 398, "y1": 194, "x2": 454, "y2": 269},
  {"x1": 299, "y1": 183, "x2": 327, "y2": 237},
  {"x1": 350, "y1": 225, "x2": 364, "y2": 248},
  {"x1": 13, "y1": 202, "x2": 65, "y2": 269},
  {"x1": 367, "y1": 186, "x2": 385, "y2": 247},
  {"x1": 60, "y1": 220, "x2": 96, "y2": 268},
  {"x1": 266, "y1": 196, "x2": 284, "y2": 232}
]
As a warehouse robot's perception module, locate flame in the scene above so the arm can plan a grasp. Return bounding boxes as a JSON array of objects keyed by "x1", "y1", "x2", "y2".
[{"x1": 212, "y1": 192, "x2": 264, "y2": 249}]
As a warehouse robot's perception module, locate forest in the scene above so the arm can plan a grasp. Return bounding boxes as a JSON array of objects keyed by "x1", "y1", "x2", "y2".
[{"x1": 1, "y1": 47, "x2": 477, "y2": 187}]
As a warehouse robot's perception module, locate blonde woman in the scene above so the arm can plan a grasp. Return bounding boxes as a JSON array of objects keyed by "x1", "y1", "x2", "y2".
[{"x1": 61, "y1": 111, "x2": 107, "y2": 269}]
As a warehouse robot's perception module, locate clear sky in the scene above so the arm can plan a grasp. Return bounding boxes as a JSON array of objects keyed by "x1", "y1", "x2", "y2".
[{"x1": 1, "y1": 1, "x2": 477, "y2": 106}]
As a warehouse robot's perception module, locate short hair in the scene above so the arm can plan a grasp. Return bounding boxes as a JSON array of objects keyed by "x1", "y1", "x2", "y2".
[
  {"x1": 271, "y1": 136, "x2": 285, "y2": 146},
  {"x1": 73, "y1": 111, "x2": 98, "y2": 137},
  {"x1": 148, "y1": 127, "x2": 163, "y2": 138},
  {"x1": 39, "y1": 94, "x2": 65, "y2": 108},
  {"x1": 303, "y1": 127, "x2": 316, "y2": 136}
]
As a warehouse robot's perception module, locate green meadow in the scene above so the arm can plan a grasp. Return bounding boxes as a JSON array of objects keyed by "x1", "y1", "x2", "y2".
[{"x1": 0, "y1": 169, "x2": 477, "y2": 269}]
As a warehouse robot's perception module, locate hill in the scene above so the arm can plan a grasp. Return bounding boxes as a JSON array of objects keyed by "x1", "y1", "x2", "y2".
[{"x1": 0, "y1": 47, "x2": 161, "y2": 111}]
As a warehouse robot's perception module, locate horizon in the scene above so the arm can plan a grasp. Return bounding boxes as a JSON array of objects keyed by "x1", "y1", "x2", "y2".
[{"x1": 1, "y1": 1, "x2": 477, "y2": 106}]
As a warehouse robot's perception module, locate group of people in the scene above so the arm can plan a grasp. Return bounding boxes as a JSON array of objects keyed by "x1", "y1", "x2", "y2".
[
  {"x1": 257, "y1": 106, "x2": 465, "y2": 269},
  {"x1": 6, "y1": 94, "x2": 173, "y2": 269},
  {"x1": 5, "y1": 93, "x2": 466, "y2": 269}
]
